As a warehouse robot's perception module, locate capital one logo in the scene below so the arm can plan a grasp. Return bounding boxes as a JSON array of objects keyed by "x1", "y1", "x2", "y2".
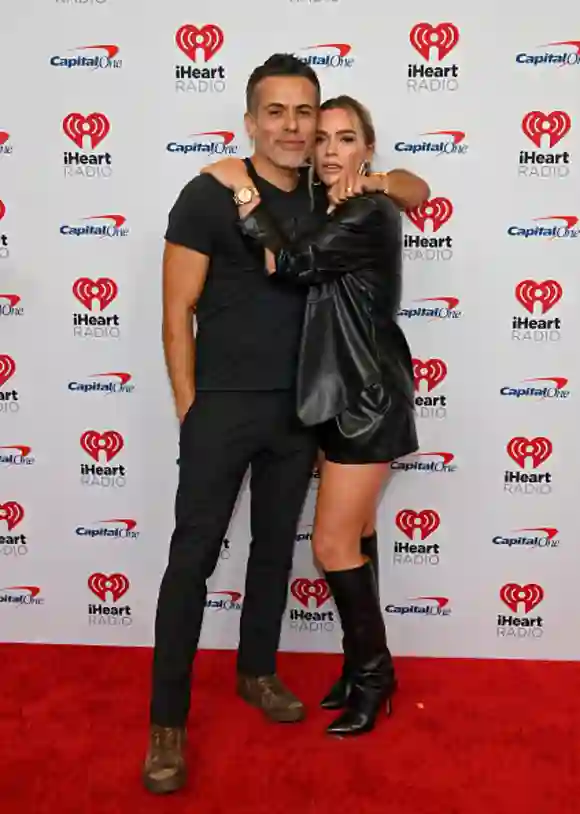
[
  {"x1": 507, "y1": 437, "x2": 552, "y2": 469},
  {"x1": 291, "y1": 578, "x2": 331, "y2": 608},
  {"x1": 515, "y1": 279, "x2": 562, "y2": 314},
  {"x1": 0, "y1": 294, "x2": 21, "y2": 311},
  {"x1": 61, "y1": 215, "x2": 128, "y2": 238},
  {"x1": 73, "y1": 278, "x2": 118, "y2": 311},
  {"x1": 176, "y1": 24, "x2": 224, "y2": 61},
  {"x1": 396, "y1": 509, "x2": 440, "y2": 540},
  {"x1": 63, "y1": 113, "x2": 110, "y2": 149},
  {"x1": 80, "y1": 430, "x2": 124, "y2": 462},
  {"x1": 522, "y1": 111, "x2": 571, "y2": 148},
  {"x1": 410, "y1": 22, "x2": 459, "y2": 60},
  {"x1": 88, "y1": 572, "x2": 129, "y2": 602},
  {"x1": 413, "y1": 358, "x2": 447, "y2": 392},
  {"x1": 0, "y1": 354, "x2": 16, "y2": 387},
  {"x1": 500, "y1": 583, "x2": 544, "y2": 613},
  {"x1": 0, "y1": 501, "x2": 24, "y2": 530},
  {"x1": 406, "y1": 198, "x2": 453, "y2": 232}
]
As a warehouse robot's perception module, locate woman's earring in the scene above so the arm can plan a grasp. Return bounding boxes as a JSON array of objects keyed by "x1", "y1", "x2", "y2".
[{"x1": 358, "y1": 160, "x2": 371, "y2": 176}]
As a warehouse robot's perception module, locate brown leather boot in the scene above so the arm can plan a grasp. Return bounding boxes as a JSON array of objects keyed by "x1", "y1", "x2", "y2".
[
  {"x1": 142, "y1": 724, "x2": 187, "y2": 794},
  {"x1": 237, "y1": 674, "x2": 305, "y2": 722}
]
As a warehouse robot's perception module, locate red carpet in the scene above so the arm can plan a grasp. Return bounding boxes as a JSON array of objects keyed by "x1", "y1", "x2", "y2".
[{"x1": 1, "y1": 645, "x2": 579, "y2": 814}]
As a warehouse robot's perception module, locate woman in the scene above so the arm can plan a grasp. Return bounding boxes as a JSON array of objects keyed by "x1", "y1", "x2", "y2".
[{"x1": 203, "y1": 96, "x2": 420, "y2": 737}]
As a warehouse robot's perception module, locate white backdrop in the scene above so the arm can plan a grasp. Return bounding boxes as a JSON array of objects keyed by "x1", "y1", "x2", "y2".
[{"x1": 1, "y1": 0, "x2": 579, "y2": 660}]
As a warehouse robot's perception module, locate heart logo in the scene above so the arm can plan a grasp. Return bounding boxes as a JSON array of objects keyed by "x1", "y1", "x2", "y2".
[
  {"x1": 521, "y1": 111, "x2": 571, "y2": 148},
  {"x1": 410, "y1": 22, "x2": 460, "y2": 61},
  {"x1": 396, "y1": 509, "x2": 440, "y2": 540},
  {"x1": 0, "y1": 355, "x2": 16, "y2": 387},
  {"x1": 515, "y1": 279, "x2": 562, "y2": 314},
  {"x1": 88, "y1": 573, "x2": 130, "y2": 602},
  {"x1": 506, "y1": 437, "x2": 552, "y2": 469},
  {"x1": 500, "y1": 583, "x2": 544, "y2": 613},
  {"x1": 175, "y1": 24, "x2": 224, "y2": 62},
  {"x1": 80, "y1": 430, "x2": 124, "y2": 462},
  {"x1": 63, "y1": 113, "x2": 110, "y2": 149},
  {"x1": 291, "y1": 578, "x2": 330, "y2": 608}
]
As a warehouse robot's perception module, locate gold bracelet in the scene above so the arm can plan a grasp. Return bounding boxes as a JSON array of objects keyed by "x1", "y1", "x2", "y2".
[{"x1": 369, "y1": 171, "x2": 390, "y2": 194}]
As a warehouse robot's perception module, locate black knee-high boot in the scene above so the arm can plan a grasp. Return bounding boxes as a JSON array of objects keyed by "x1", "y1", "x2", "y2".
[
  {"x1": 320, "y1": 533, "x2": 380, "y2": 710},
  {"x1": 324, "y1": 560, "x2": 395, "y2": 736}
]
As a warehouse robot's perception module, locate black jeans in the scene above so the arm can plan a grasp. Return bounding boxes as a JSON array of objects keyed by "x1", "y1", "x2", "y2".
[{"x1": 150, "y1": 390, "x2": 317, "y2": 727}]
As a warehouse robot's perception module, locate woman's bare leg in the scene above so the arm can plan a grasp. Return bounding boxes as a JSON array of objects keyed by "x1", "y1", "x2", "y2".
[{"x1": 311, "y1": 462, "x2": 390, "y2": 571}]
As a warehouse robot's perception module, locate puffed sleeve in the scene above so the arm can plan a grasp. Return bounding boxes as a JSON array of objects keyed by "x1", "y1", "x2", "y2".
[{"x1": 238, "y1": 194, "x2": 399, "y2": 285}]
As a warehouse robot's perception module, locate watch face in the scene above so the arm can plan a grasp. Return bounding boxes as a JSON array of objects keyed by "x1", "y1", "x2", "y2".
[{"x1": 236, "y1": 187, "x2": 252, "y2": 204}]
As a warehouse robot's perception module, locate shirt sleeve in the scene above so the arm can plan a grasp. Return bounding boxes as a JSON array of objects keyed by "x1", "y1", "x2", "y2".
[
  {"x1": 164, "y1": 175, "x2": 224, "y2": 256},
  {"x1": 238, "y1": 195, "x2": 398, "y2": 285}
]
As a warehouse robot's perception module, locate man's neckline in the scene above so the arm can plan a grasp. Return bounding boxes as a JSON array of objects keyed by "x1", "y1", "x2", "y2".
[{"x1": 246, "y1": 157, "x2": 307, "y2": 194}]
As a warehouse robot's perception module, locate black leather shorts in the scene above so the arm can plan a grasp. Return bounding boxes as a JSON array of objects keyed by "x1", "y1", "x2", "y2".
[{"x1": 317, "y1": 387, "x2": 418, "y2": 464}]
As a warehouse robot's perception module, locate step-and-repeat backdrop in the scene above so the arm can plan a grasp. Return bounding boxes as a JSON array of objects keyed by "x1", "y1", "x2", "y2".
[{"x1": 1, "y1": 0, "x2": 579, "y2": 660}]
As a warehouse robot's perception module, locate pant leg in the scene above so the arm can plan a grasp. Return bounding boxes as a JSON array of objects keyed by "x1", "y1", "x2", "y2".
[
  {"x1": 150, "y1": 392, "x2": 257, "y2": 726},
  {"x1": 237, "y1": 394, "x2": 317, "y2": 676}
]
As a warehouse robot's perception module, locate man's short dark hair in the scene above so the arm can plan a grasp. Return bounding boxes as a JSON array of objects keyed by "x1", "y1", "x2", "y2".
[{"x1": 245, "y1": 53, "x2": 320, "y2": 112}]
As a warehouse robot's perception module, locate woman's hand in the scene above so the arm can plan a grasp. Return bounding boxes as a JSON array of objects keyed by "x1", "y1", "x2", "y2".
[
  {"x1": 327, "y1": 156, "x2": 367, "y2": 209},
  {"x1": 200, "y1": 157, "x2": 252, "y2": 191}
]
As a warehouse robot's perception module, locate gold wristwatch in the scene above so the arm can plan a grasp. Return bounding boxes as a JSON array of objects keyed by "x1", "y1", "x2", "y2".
[{"x1": 233, "y1": 185, "x2": 259, "y2": 205}]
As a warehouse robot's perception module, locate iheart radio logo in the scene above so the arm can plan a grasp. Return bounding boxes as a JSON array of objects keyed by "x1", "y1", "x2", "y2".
[
  {"x1": 88, "y1": 572, "x2": 129, "y2": 602},
  {"x1": 291, "y1": 578, "x2": 331, "y2": 608},
  {"x1": 406, "y1": 198, "x2": 453, "y2": 232},
  {"x1": 0, "y1": 132, "x2": 9, "y2": 146},
  {"x1": 515, "y1": 280, "x2": 562, "y2": 314},
  {"x1": 73, "y1": 278, "x2": 118, "y2": 311},
  {"x1": 0, "y1": 501, "x2": 24, "y2": 530},
  {"x1": 522, "y1": 111, "x2": 571, "y2": 148},
  {"x1": 507, "y1": 437, "x2": 552, "y2": 469},
  {"x1": 396, "y1": 509, "x2": 440, "y2": 540},
  {"x1": 0, "y1": 199, "x2": 5, "y2": 220},
  {"x1": 413, "y1": 358, "x2": 447, "y2": 392},
  {"x1": 176, "y1": 24, "x2": 224, "y2": 61},
  {"x1": 80, "y1": 430, "x2": 124, "y2": 462},
  {"x1": 410, "y1": 22, "x2": 460, "y2": 60},
  {"x1": 63, "y1": 113, "x2": 110, "y2": 149},
  {"x1": 0, "y1": 355, "x2": 16, "y2": 386},
  {"x1": 500, "y1": 583, "x2": 544, "y2": 613}
]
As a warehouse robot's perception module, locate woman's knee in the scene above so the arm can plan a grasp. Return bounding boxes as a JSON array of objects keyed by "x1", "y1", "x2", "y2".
[
  {"x1": 312, "y1": 528, "x2": 362, "y2": 571},
  {"x1": 312, "y1": 531, "x2": 338, "y2": 568}
]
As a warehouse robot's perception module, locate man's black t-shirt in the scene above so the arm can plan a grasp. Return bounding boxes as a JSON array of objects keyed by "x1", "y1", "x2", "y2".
[{"x1": 165, "y1": 165, "x2": 321, "y2": 391}]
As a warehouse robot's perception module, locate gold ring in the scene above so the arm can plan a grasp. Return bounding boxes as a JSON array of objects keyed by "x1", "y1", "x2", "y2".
[{"x1": 345, "y1": 187, "x2": 353, "y2": 194}]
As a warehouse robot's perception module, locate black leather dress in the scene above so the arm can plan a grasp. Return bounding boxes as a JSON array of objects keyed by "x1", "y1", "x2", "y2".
[{"x1": 239, "y1": 192, "x2": 418, "y2": 464}]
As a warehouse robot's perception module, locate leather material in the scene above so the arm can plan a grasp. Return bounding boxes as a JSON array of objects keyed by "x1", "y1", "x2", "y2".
[
  {"x1": 320, "y1": 533, "x2": 381, "y2": 709},
  {"x1": 320, "y1": 531, "x2": 379, "y2": 709},
  {"x1": 239, "y1": 194, "x2": 416, "y2": 434},
  {"x1": 323, "y1": 561, "x2": 396, "y2": 736},
  {"x1": 142, "y1": 725, "x2": 187, "y2": 794},
  {"x1": 236, "y1": 673, "x2": 305, "y2": 723}
]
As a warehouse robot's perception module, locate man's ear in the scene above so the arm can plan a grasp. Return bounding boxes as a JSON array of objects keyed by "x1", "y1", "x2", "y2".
[{"x1": 244, "y1": 111, "x2": 256, "y2": 142}]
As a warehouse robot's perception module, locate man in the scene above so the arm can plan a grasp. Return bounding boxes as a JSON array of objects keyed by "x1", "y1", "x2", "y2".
[{"x1": 144, "y1": 53, "x2": 429, "y2": 795}]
